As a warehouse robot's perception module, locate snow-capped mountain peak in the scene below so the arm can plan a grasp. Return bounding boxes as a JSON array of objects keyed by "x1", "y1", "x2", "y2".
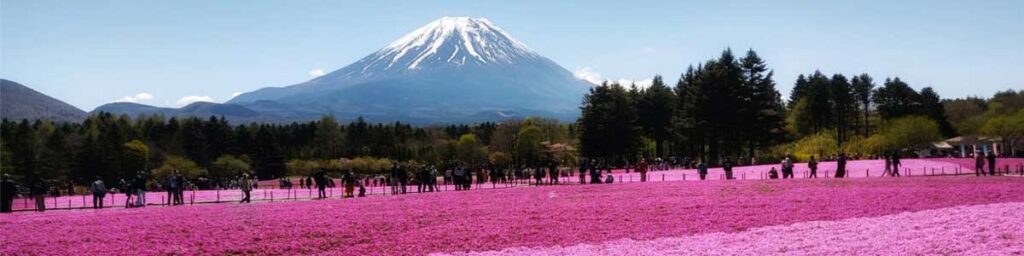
[{"x1": 369, "y1": 16, "x2": 541, "y2": 70}]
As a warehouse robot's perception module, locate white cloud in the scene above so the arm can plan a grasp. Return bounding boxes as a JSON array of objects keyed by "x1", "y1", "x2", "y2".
[
  {"x1": 573, "y1": 67, "x2": 605, "y2": 85},
  {"x1": 574, "y1": 67, "x2": 655, "y2": 89},
  {"x1": 117, "y1": 92, "x2": 154, "y2": 103},
  {"x1": 175, "y1": 95, "x2": 215, "y2": 106},
  {"x1": 309, "y1": 69, "x2": 326, "y2": 77}
]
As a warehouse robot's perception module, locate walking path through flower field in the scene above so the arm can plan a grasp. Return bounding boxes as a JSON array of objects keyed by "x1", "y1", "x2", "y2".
[
  {"x1": 2, "y1": 175, "x2": 1023, "y2": 255},
  {"x1": 9, "y1": 158, "x2": 1024, "y2": 211}
]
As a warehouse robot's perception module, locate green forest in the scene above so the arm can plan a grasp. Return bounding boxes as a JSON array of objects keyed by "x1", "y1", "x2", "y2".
[{"x1": 2, "y1": 49, "x2": 1022, "y2": 186}]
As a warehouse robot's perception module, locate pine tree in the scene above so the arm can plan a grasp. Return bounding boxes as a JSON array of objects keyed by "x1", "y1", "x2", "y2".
[
  {"x1": 637, "y1": 75, "x2": 676, "y2": 158},
  {"x1": 851, "y1": 74, "x2": 875, "y2": 137}
]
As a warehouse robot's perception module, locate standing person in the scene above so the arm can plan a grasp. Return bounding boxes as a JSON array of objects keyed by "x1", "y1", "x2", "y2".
[
  {"x1": 891, "y1": 153, "x2": 902, "y2": 177},
  {"x1": 578, "y1": 160, "x2": 588, "y2": 184},
  {"x1": 174, "y1": 173, "x2": 186, "y2": 205},
  {"x1": 133, "y1": 173, "x2": 147, "y2": 207},
  {"x1": 239, "y1": 173, "x2": 252, "y2": 203},
  {"x1": 589, "y1": 160, "x2": 602, "y2": 184},
  {"x1": 30, "y1": 175, "x2": 48, "y2": 211},
  {"x1": 987, "y1": 152, "x2": 997, "y2": 176},
  {"x1": 417, "y1": 167, "x2": 428, "y2": 193},
  {"x1": 343, "y1": 171, "x2": 356, "y2": 198},
  {"x1": 637, "y1": 158, "x2": 649, "y2": 182},
  {"x1": 552, "y1": 161, "x2": 561, "y2": 184},
  {"x1": 975, "y1": 152, "x2": 986, "y2": 176},
  {"x1": 90, "y1": 176, "x2": 107, "y2": 209},
  {"x1": 123, "y1": 177, "x2": 135, "y2": 208},
  {"x1": 784, "y1": 157, "x2": 795, "y2": 179},
  {"x1": 398, "y1": 165, "x2": 409, "y2": 194},
  {"x1": 1, "y1": 174, "x2": 17, "y2": 213},
  {"x1": 723, "y1": 158, "x2": 734, "y2": 180},
  {"x1": 429, "y1": 166, "x2": 439, "y2": 192},
  {"x1": 166, "y1": 170, "x2": 179, "y2": 206},
  {"x1": 835, "y1": 153, "x2": 847, "y2": 178},
  {"x1": 697, "y1": 161, "x2": 708, "y2": 180},
  {"x1": 453, "y1": 167, "x2": 464, "y2": 191},
  {"x1": 533, "y1": 166, "x2": 545, "y2": 185},
  {"x1": 808, "y1": 156, "x2": 819, "y2": 178},
  {"x1": 305, "y1": 176, "x2": 313, "y2": 189},
  {"x1": 314, "y1": 170, "x2": 327, "y2": 199}
]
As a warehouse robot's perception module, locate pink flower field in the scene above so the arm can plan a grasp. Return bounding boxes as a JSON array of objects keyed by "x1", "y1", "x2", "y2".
[{"x1": 2, "y1": 175, "x2": 1024, "y2": 255}]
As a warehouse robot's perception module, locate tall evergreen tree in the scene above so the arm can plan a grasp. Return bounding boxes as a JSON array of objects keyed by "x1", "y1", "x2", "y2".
[
  {"x1": 851, "y1": 74, "x2": 875, "y2": 137},
  {"x1": 636, "y1": 75, "x2": 676, "y2": 158},
  {"x1": 873, "y1": 77, "x2": 922, "y2": 120}
]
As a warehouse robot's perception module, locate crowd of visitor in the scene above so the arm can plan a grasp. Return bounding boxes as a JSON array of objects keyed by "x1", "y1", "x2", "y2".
[{"x1": 0, "y1": 151, "x2": 1017, "y2": 213}]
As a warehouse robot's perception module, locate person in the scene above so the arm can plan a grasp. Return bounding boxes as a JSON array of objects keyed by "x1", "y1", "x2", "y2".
[
  {"x1": 548, "y1": 162, "x2": 559, "y2": 185},
  {"x1": 604, "y1": 174, "x2": 615, "y2": 184},
  {"x1": 174, "y1": 172, "x2": 186, "y2": 205},
  {"x1": 987, "y1": 152, "x2": 997, "y2": 176},
  {"x1": 1, "y1": 174, "x2": 17, "y2": 213},
  {"x1": 417, "y1": 167, "x2": 428, "y2": 193},
  {"x1": 781, "y1": 157, "x2": 794, "y2": 179},
  {"x1": 533, "y1": 166, "x2": 545, "y2": 185},
  {"x1": 883, "y1": 154, "x2": 892, "y2": 177},
  {"x1": 578, "y1": 160, "x2": 588, "y2": 184},
  {"x1": 808, "y1": 156, "x2": 818, "y2": 178},
  {"x1": 637, "y1": 158, "x2": 649, "y2": 182},
  {"x1": 123, "y1": 177, "x2": 135, "y2": 208},
  {"x1": 314, "y1": 170, "x2": 327, "y2": 199},
  {"x1": 343, "y1": 171, "x2": 356, "y2": 198},
  {"x1": 166, "y1": 170, "x2": 179, "y2": 206},
  {"x1": 835, "y1": 153, "x2": 847, "y2": 178},
  {"x1": 239, "y1": 173, "x2": 252, "y2": 203},
  {"x1": 398, "y1": 165, "x2": 409, "y2": 194},
  {"x1": 768, "y1": 167, "x2": 779, "y2": 179},
  {"x1": 90, "y1": 176, "x2": 107, "y2": 209},
  {"x1": 975, "y1": 152, "x2": 986, "y2": 176},
  {"x1": 30, "y1": 175, "x2": 48, "y2": 211},
  {"x1": 697, "y1": 161, "x2": 708, "y2": 180},
  {"x1": 305, "y1": 176, "x2": 313, "y2": 189},
  {"x1": 723, "y1": 158, "x2": 734, "y2": 180},
  {"x1": 589, "y1": 160, "x2": 602, "y2": 184},
  {"x1": 429, "y1": 166, "x2": 439, "y2": 192},
  {"x1": 891, "y1": 153, "x2": 901, "y2": 177},
  {"x1": 358, "y1": 182, "x2": 366, "y2": 197},
  {"x1": 133, "y1": 173, "x2": 147, "y2": 207}
]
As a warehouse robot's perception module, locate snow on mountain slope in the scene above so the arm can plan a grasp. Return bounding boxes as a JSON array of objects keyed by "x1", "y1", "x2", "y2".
[{"x1": 228, "y1": 16, "x2": 590, "y2": 123}]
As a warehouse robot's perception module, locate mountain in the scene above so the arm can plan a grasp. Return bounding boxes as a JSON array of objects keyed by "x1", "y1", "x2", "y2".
[
  {"x1": 1, "y1": 79, "x2": 88, "y2": 122},
  {"x1": 229, "y1": 16, "x2": 590, "y2": 123},
  {"x1": 92, "y1": 101, "x2": 273, "y2": 123}
]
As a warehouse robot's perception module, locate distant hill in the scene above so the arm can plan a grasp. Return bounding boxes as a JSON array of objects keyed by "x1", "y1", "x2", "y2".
[
  {"x1": 1, "y1": 79, "x2": 87, "y2": 123},
  {"x1": 92, "y1": 101, "x2": 287, "y2": 123}
]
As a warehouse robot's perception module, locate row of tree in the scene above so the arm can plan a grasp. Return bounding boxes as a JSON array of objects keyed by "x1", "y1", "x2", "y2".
[
  {"x1": 0, "y1": 114, "x2": 576, "y2": 184},
  {"x1": 578, "y1": 48, "x2": 1018, "y2": 165}
]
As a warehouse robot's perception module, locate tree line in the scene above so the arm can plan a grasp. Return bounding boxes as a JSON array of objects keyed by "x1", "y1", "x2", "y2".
[{"x1": 578, "y1": 48, "x2": 1022, "y2": 166}]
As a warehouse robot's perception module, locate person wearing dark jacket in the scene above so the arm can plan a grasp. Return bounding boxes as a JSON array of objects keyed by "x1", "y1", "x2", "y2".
[
  {"x1": 723, "y1": 158, "x2": 734, "y2": 180},
  {"x1": 808, "y1": 156, "x2": 819, "y2": 178},
  {"x1": 697, "y1": 162, "x2": 708, "y2": 180},
  {"x1": 91, "y1": 176, "x2": 107, "y2": 209},
  {"x1": 975, "y1": 153, "x2": 986, "y2": 176},
  {"x1": 343, "y1": 171, "x2": 356, "y2": 198},
  {"x1": 835, "y1": 154, "x2": 848, "y2": 178},
  {"x1": 891, "y1": 153, "x2": 902, "y2": 177},
  {"x1": 987, "y1": 152, "x2": 997, "y2": 175},
  {"x1": 1, "y1": 174, "x2": 16, "y2": 213},
  {"x1": 589, "y1": 160, "x2": 602, "y2": 184},
  {"x1": 166, "y1": 170, "x2": 179, "y2": 206},
  {"x1": 174, "y1": 173, "x2": 186, "y2": 205},
  {"x1": 578, "y1": 160, "x2": 588, "y2": 184},
  {"x1": 314, "y1": 170, "x2": 327, "y2": 199},
  {"x1": 30, "y1": 176, "x2": 48, "y2": 211},
  {"x1": 133, "y1": 174, "x2": 148, "y2": 207}
]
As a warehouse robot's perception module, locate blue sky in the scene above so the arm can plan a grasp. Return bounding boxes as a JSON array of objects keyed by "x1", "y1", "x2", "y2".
[{"x1": 2, "y1": 0, "x2": 1021, "y2": 110}]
